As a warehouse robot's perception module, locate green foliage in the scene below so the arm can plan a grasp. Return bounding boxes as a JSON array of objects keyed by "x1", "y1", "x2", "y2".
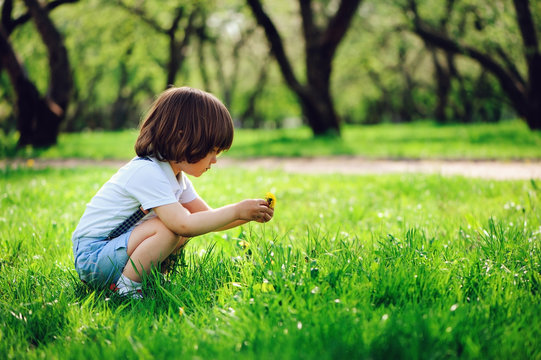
[
  {"x1": 0, "y1": 166, "x2": 540, "y2": 358},
  {"x1": 1, "y1": 0, "x2": 533, "y2": 134}
]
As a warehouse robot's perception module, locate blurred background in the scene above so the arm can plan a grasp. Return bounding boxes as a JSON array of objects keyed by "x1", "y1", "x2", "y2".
[{"x1": 0, "y1": 0, "x2": 540, "y2": 148}]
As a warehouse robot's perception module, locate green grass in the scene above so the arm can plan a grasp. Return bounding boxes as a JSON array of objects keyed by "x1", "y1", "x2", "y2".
[
  {"x1": 1, "y1": 166, "x2": 540, "y2": 358},
  {"x1": 4, "y1": 119, "x2": 541, "y2": 160}
]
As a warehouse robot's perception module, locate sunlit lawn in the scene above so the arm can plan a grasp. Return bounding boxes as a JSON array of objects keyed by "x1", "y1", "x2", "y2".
[
  {"x1": 5, "y1": 119, "x2": 541, "y2": 160},
  {"x1": 1, "y1": 120, "x2": 540, "y2": 358},
  {"x1": 1, "y1": 166, "x2": 540, "y2": 358}
]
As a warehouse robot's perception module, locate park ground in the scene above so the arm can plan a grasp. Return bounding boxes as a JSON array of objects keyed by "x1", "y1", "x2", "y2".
[
  {"x1": 3, "y1": 156, "x2": 541, "y2": 180},
  {"x1": 1, "y1": 123, "x2": 540, "y2": 358}
]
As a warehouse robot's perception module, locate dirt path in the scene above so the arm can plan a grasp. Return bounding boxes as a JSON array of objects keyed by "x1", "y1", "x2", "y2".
[
  {"x1": 4, "y1": 157, "x2": 541, "y2": 180},
  {"x1": 218, "y1": 157, "x2": 541, "y2": 180}
]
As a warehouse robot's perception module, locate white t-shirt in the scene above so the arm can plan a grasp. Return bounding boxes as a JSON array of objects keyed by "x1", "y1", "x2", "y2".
[{"x1": 73, "y1": 156, "x2": 198, "y2": 239}]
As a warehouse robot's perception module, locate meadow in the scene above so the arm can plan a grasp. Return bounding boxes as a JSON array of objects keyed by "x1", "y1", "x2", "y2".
[
  {"x1": 1, "y1": 164, "x2": 540, "y2": 359},
  {"x1": 4, "y1": 119, "x2": 541, "y2": 160},
  {"x1": 1, "y1": 121, "x2": 541, "y2": 359}
]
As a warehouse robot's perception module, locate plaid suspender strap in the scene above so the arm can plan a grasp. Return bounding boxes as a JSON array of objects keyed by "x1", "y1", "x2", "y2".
[
  {"x1": 106, "y1": 207, "x2": 148, "y2": 240},
  {"x1": 106, "y1": 156, "x2": 152, "y2": 240}
]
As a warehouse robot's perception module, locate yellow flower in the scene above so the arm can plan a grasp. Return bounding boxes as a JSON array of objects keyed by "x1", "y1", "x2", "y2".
[
  {"x1": 179, "y1": 307, "x2": 185, "y2": 316},
  {"x1": 265, "y1": 192, "x2": 276, "y2": 209},
  {"x1": 261, "y1": 282, "x2": 275, "y2": 293},
  {"x1": 259, "y1": 279, "x2": 275, "y2": 293},
  {"x1": 238, "y1": 240, "x2": 250, "y2": 249},
  {"x1": 26, "y1": 159, "x2": 35, "y2": 168}
]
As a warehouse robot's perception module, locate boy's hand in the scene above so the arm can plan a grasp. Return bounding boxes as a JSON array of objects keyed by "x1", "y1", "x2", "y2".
[{"x1": 237, "y1": 199, "x2": 274, "y2": 223}]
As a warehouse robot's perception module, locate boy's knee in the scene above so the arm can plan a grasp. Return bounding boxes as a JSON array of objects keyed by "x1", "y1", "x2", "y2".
[{"x1": 151, "y1": 218, "x2": 180, "y2": 243}]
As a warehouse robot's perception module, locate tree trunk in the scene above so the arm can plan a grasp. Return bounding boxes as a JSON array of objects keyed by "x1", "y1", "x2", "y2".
[
  {"x1": 304, "y1": 27, "x2": 340, "y2": 134},
  {"x1": 526, "y1": 87, "x2": 541, "y2": 128},
  {"x1": 114, "y1": 2, "x2": 198, "y2": 89},
  {"x1": 429, "y1": 47, "x2": 450, "y2": 123},
  {"x1": 0, "y1": 25, "x2": 61, "y2": 147},
  {"x1": 512, "y1": 0, "x2": 541, "y2": 129},
  {"x1": 247, "y1": 0, "x2": 362, "y2": 136},
  {"x1": 301, "y1": 84, "x2": 340, "y2": 135},
  {"x1": 166, "y1": 9, "x2": 197, "y2": 88},
  {"x1": 0, "y1": 0, "x2": 74, "y2": 147}
]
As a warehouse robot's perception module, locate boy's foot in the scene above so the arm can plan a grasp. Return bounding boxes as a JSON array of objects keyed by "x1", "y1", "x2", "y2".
[
  {"x1": 109, "y1": 283, "x2": 143, "y2": 299},
  {"x1": 125, "y1": 289, "x2": 143, "y2": 299}
]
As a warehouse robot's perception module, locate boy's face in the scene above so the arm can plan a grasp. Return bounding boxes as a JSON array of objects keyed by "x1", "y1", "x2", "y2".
[{"x1": 171, "y1": 149, "x2": 218, "y2": 177}]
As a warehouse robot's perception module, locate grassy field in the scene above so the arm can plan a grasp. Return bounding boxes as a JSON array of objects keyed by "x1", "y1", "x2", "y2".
[
  {"x1": 1, "y1": 166, "x2": 540, "y2": 359},
  {"x1": 4, "y1": 120, "x2": 541, "y2": 160}
]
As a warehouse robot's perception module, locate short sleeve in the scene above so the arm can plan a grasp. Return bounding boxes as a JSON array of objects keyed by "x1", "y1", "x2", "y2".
[
  {"x1": 179, "y1": 175, "x2": 199, "y2": 204},
  {"x1": 125, "y1": 164, "x2": 178, "y2": 210}
]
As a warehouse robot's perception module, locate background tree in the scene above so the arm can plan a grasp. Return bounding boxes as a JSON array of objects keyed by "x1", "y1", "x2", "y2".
[
  {"x1": 0, "y1": 0, "x2": 76, "y2": 147},
  {"x1": 114, "y1": 0, "x2": 200, "y2": 89},
  {"x1": 1, "y1": 0, "x2": 535, "y2": 143},
  {"x1": 406, "y1": 0, "x2": 506, "y2": 123},
  {"x1": 404, "y1": 0, "x2": 541, "y2": 130},
  {"x1": 195, "y1": 5, "x2": 272, "y2": 128},
  {"x1": 247, "y1": 0, "x2": 363, "y2": 136}
]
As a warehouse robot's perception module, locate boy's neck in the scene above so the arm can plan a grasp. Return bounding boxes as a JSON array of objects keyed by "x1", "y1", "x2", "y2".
[{"x1": 169, "y1": 161, "x2": 181, "y2": 177}]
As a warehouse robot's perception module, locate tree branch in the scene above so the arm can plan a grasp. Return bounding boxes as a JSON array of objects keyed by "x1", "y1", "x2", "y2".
[
  {"x1": 414, "y1": 21, "x2": 527, "y2": 113},
  {"x1": 1, "y1": 0, "x2": 14, "y2": 34},
  {"x1": 23, "y1": 0, "x2": 73, "y2": 109},
  {"x1": 114, "y1": 0, "x2": 166, "y2": 34},
  {"x1": 512, "y1": 0, "x2": 540, "y2": 92},
  {"x1": 246, "y1": 0, "x2": 305, "y2": 96},
  {"x1": 168, "y1": 6, "x2": 185, "y2": 36},
  {"x1": 494, "y1": 45, "x2": 526, "y2": 87},
  {"x1": 321, "y1": 0, "x2": 363, "y2": 58},
  {"x1": 4, "y1": 0, "x2": 77, "y2": 35},
  {"x1": 0, "y1": 23, "x2": 25, "y2": 83},
  {"x1": 512, "y1": 0, "x2": 539, "y2": 60},
  {"x1": 299, "y1": 0, "x2": 319, "y2": 47}
]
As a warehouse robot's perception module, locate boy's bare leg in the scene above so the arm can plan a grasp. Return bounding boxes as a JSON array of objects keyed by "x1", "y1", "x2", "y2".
[
  {"x1": 122, "y1": 217, "x2": 188, "y2": 282},
  {"x1": 160, "y1": 237, "x2": 190, "y2": 274}
]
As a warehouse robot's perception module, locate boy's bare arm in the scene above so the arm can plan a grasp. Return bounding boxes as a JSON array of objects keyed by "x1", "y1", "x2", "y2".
[
  {"x1": 155, "y1": 199, "x2": 272, "y2": 237},
  {"x1": 181, "y1": 197, "x2": 270, "y2": 231}
]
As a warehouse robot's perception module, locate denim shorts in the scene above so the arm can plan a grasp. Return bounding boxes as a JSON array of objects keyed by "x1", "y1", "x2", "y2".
[{"x1": 72, "y1": 229, "x2": 133, "y2": 288}]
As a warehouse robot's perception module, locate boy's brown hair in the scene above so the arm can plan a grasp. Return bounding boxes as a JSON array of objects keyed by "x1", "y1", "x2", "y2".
[{"x1": 135, "y1": 87, "x2": 234, "y2": 163}]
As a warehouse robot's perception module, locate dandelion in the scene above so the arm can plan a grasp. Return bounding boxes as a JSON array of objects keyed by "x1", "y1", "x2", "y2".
[
  {"x1": 26, "y1": 159, "x2": 35, "y2": 168},
  {"x1": 265, "y1": 192, "x2": 276, "y2": 209},
  {"x1": 238, "y1": 240, "x2": 250, "y2": 249},
  {"x1": 260, "y1": 279, "x2": 275, "y2": 293},
  {"x1": 179, "y1": 307, "x2": 185, "y2": 316},
  {"x1": 261, "y1": 282, "x2": 275, "y2": 293}
]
